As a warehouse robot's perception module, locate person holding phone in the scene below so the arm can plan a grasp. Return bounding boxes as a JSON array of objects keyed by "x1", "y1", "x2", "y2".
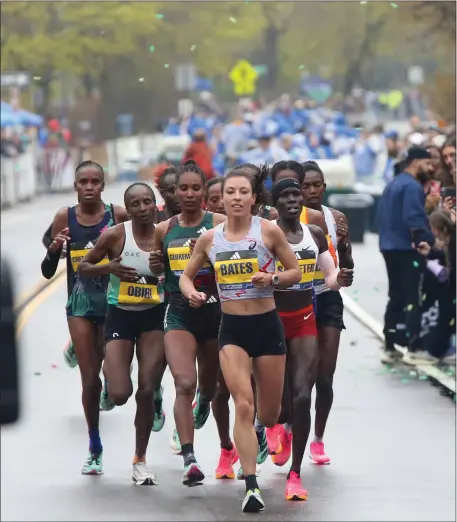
[{"x1": 377, "y1": 147, "x2": 437, "y2": 366}]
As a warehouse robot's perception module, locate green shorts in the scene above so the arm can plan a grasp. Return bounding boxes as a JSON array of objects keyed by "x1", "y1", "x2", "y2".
[{"x1": 164, "y1": 296, "x2": 221, "y2": 343}]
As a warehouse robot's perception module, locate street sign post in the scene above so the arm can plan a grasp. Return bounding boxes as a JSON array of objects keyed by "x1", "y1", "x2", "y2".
[
  {"x1": 175, "y1": 64, "x2": 197, "y2": 92},
  {"x1": 229, "y1": 60, "x2": 258, "y2": 97}
]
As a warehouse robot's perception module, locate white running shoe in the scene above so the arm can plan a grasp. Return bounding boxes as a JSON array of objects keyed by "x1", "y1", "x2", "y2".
[
  {"x1": 242, "y1": 488, "x2": 265, "y2": 513},
  {"x1": 132, "y1": 462, "x2": 158, "y2": 485}
]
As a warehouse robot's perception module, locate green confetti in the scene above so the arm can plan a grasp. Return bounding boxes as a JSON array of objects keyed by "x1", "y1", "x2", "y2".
[
  {"x1": 373, "y1": 286, "x2": 379, "y2": 292},
  {"x1": 413, "y1": 261, "x2": 419, "y2": 268},
  {"x1": 360, "y1": 1, "x2": 367, "y2": 4},
  {"x1": 419, "y1": 375, "x2": 428, "y2": 381},
  {"x1": 390, "y1": 368, "x2": 397, "y2": 373},
  {"x1": 422, "y1": 294, "x2": 427, "y2": 301},
  {"x1": 148, "y1": 45, "x2": 155, "y2": 53},
  {"x1": 138, "y1": 77, "x2": 145, "y2": 82},
  {"x1": 155, "y1": 13, "x2": 164, "y2": 19},
  {"x1": 405, "y1": 332, "x2": 410, "y2": 338},
  {"x1": 190, "y1": 44, "x2": 196, "y2": 52},
  {"x1": 299, "y1": 65, "x2": 305, "y2": 70},
  {"x1": 400, "y1": 378, "x2": 409, "y2": 384},
  {"x1": 164, "y1": 63, "x2": 170, "y2": 69},
  {"x1": 406, "y1": 304, "x2": 414, "y2": 311},
  {"x1": 229, "y1": 16, "x2": 237, "y2": 23},
  {"x1": 390, "y1": 2, "x2": 398, "y2": 7},
  {"x1": 450, "y1": 318, "x2": 455, "y2": 326}
]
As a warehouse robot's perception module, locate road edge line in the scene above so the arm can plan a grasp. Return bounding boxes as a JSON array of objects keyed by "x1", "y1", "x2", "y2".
[
  {"x1": 14, "y1": 266, "x2": 65, "y2": 313},
  {"x1": 342, "y1": 292, "x2": 456, "y2": 393}
]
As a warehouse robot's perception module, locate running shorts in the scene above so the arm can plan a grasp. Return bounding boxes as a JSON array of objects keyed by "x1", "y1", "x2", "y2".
[
  {"x1": 218, "y1": 309, "x2": 286, "y2": 358},
  {"x1": 279, "y1": 304, "x2": 317, "y2": 340},
  {"x1": 163, "y1": 298, "x2": 221, "y2": 342},
  {"x1": 315, "y1": 290, "x2": 346, "y2": 331},
  {"x1": 104, "y1": 304, "x2": 165, "y2": 342}
]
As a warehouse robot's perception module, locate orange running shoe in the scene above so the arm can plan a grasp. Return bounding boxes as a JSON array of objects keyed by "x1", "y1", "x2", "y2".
[
  {"x1": 265, "y1": 424, "x2": 285, "y2": 455},
  {"x1": 285, "y1": 471, "x2": 308, "y2": 501},
  {"x1": 271, "y1": 430, "x2": 292, "y2": 467},
  {"x1": 215, "y1": 446, "x2": 239, "y2": 479}
]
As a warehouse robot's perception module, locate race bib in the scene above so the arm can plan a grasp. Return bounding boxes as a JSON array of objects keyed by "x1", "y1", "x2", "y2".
[
  {"x1": 70, "y1": 239, "x2": 109, "y2": 272},
  {"x1": 214, "y1": 250, "x2": 259, "y2": 291},
  {"x1": 118, "y1": 276, "x2": 161, "y2": 305},
  {"x1": 276, "y1": 249, "x2": 315, "y2": 291},
  {"x1": 167, "y1": 237, "x2": 211, "y2": 276}
]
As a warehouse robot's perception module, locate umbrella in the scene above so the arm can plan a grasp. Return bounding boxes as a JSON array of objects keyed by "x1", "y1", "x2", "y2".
[
  {"x1": 0, "y1": 111, "x2": 20, "y2": 128},
  {"x1": 14, "y1": 109, "x2": 43, "y2": 127}
]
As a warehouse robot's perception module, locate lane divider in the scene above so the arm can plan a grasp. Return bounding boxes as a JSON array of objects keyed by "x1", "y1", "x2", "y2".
[
  {"x1": 15, "y1": 267, "x2": 65, "y2": 315},
  {"x1": 342, "y1": 292, "x2": 456, "y2": 393}
]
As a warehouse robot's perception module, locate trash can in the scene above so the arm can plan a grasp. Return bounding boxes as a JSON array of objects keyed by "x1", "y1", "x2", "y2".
[
  {"x1": 323, "y1": 186, "x2": 354, "y2": 207},
  {"x1": 327, "y1": 193, "x2": 374, "y2": 244},
  {"x1": 354, "y1": 182, "x2": 385, "y2": 234}
]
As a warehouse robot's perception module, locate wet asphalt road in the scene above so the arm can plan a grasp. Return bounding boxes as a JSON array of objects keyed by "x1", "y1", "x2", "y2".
[{"x1": 1, "y1": 183, "x2": 455, "y2": 521}]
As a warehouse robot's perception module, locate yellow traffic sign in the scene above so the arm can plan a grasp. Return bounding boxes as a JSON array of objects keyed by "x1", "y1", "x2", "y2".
[{"x1": 229, "y1": 60, "x2": 258, "y2": 96}]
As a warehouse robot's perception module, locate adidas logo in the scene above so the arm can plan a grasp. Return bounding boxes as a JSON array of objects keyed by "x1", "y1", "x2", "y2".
[
  {"x1": 207, "y1": 295, "x2": 218, "y2": 304},
  {"x1": 183, "y1": 239, "x2": 192, "y2": 247},
  {"x1": 295, "y1": 252, "x2": 301, "y2": 260},
  {"x1": 230, "y1": 252, "x2": 241, "y2": 260},
  {"x1": 137, "y1": 277, "x2": 147, "y2": 284},
  {"x1": 85, "y1": 241, "x2": 94, "y2": 249},
  {"x1": 197, "y1": 227, "x2": 207, "y2": 235}
]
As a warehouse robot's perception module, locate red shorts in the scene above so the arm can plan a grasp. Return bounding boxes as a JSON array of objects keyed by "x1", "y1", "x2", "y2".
[{"x1": 278, "y1": 304, "x2": 317, "y2": 340}]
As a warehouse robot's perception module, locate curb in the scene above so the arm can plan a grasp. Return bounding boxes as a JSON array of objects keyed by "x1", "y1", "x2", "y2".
[{"x1": 342, "y1": 292, "x2": 456, "y2": 393}]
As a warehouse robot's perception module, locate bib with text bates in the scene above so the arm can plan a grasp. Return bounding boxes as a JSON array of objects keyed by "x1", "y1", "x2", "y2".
[
  {"x1": 167, "y1": 237, "x2": 212, "y2": 276},
  {"x1": 118, "y1": 276, "x2": 161, "y2": 306},
  {"x1": 215, "y1": 250, "x2": 259, "y2": 291},
  {"x1": 276, "y1": 249, "x2": 316, "y2": 291},
  {"x1": 70, "y1": 239, "x2": 109, "y2": 272}
]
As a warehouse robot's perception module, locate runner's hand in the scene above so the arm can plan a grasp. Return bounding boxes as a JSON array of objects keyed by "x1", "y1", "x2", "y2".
[
  {"x1": 450, "y1": 208, "x2": 456, "y2": 224},
  {"x1": 251, "y1": 272, "x2": 273, "y2": 288},
  {"x1": 49, "y1": 227, "x2": 70, "y2": 254},
  {"x1": 149, "y1": 251, "x2": 163, "y2": 270},
  {"x1": 109, "y1": 257, "x2": 139, "y2": 281},
  {"x1": 336, "y1": 268, "x2": 354, "y2": 287},
  {"x1": 336, "y1": 217, "x2": 348, "y2": 242},
  {"x1": 188, "y1": 291, "x2": 207, "y2": 308}
]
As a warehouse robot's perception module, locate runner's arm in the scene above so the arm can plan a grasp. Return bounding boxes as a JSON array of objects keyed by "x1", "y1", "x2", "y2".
[
  {"x1": 331, "y1": 209, "x2": 354, "y2": 269},
  {"x1": 179, "y1": 232, "x2": 213, "y2": 298},
  {"x1": 266, "y1": 223, "x2": 301, "y2": 289},
  {"x1": 113, "y1": 205, "x2": 129, "y2": 224},
  {"x1": 41, "y1": 208, "x2": 67, "y2": 279},
  {"x1": 149, "y1": 222, "x2": 167, "y2": 276},
  {"x1": 78, "y1": 228, "x2": 117, "y2": 278},
  {"x1": 309, "y1": 224, "x2": 342, "y2": 290}
]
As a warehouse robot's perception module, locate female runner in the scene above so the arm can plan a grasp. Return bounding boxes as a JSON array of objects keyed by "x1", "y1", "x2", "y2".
[
  {"x1": 149, "y1": 161, "x2": 225, "y2": 485},
  {"x1": 179, "y1": 165, "x2": 301, "y2": 513},
  {"x1": 267, "y1": 177, "x2": 353, "y2": 501}
]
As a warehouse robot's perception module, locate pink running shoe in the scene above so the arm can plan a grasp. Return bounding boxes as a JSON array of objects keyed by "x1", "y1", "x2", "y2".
[
  {"x1": 266, "y1": 424, "x2": 284, "y2": 455},
  {"x1": 215, "y1": 447, "x2": 239, "y2": 479},
  {"x1": 271, "y1": 431, "x2": 292, "y2": 467},
  {"x1": 309, "y1": 441, "x2": 331, "y2": 465},
  {"x1": 285, "y1": 471, "x2": 308, "y2": 501}
]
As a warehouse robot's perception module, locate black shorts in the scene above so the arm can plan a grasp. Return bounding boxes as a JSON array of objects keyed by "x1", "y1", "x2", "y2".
[
  {"x1": 315, "y1": 290, "x2": 346, "y2": 331},
  {"x1": 164, "y1": 296, "x2": 221, "y2": 343},
  {"x1": 104, "y1": 304, "x2": 165, "y2": 343},
  {"x1": 219, "y1": 309, "x2": 286, "y2": 358}
]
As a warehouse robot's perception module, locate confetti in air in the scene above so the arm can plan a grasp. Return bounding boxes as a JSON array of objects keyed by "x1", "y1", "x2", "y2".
[
  {"x1": 190, "y1": 45, "x2": 196, "y2": 52},
  {"x1": 229, "y1": 16, "x2": 237, "y2": 23},
  {"x1": 149, "y1": 45, "x2": 155, "y2": 53},
  {"x1": 390, "y1": 2, "x2": 398, "y2": 7},
  {"x1": 155, "y1": 13, "x2": 164, "y2": 19},
  {"x1": 406, "y1": 304, "x2": 414, "y2": 311},
  {"x1": 164, "y1": 64, "x2": 170, "y2": 69},
  {"x1": 413, "y1": 261, "x2": 419, "y2": 268},
  {"x1": 138, "y1": 77, "x2": 145, "y2": 82}
]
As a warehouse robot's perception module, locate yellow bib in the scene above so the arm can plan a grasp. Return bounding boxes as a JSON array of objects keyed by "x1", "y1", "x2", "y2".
[
  {"x1": 214, "y1": 250, "x2": 259, "y2": 290},
  {"x1": 70, "y1": 248, "x2": 109, "y2": 272},
  {"x1": 118, "y1": 276, "x2": 161, "y2": 306},
  {"x1": 168, "y1": 240, "x2": 211, "y2": 275}
]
